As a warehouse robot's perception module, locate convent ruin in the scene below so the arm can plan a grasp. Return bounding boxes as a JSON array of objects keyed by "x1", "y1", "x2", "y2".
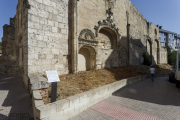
[{"x1": 1, "y1": 0, "x2": 167, "y2": 89}]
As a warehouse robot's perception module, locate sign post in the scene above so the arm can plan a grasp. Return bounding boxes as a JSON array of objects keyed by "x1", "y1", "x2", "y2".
[
  {"x1": 46, "y1": 71, "x2": 60, "y2": 103},
  {"x1": 51, "y1": 82, "x2": 57, "y2": 103}
]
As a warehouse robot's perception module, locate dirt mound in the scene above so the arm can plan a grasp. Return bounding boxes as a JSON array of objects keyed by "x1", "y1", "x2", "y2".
[
  {"x1": 43, "y1": 64, "x2": 173, "y2": 104},
  {"x1": 154, "y1": 64, "x2": 173, "y2": 74}
]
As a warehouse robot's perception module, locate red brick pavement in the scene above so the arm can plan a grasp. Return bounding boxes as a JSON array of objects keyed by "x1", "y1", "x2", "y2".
[{"x1": 91, "y1": 101, "x2": 162, "y2": 120}]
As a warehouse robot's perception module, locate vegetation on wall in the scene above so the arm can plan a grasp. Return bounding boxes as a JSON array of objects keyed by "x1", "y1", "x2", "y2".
[
  {"x1": 142, "y1": 51, "x2": 152, "y2": 66},
  {"x1": 0, "y1": 42, "x2": 2, "y2": 50},
  {"x1": 164, "y1": 45, "x2": 176, "y2": 66}
]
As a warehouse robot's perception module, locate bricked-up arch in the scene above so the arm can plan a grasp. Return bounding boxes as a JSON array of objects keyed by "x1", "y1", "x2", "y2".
[
  {"x1": 94, "y1": 8, "x2": 120, "y2": 49},
  {"x1": 147, "y1": 37, "x2": 152, "y2": 62},
  {"x1": 98, "y1": 27, "x2": 117, "y2": 49},
  {"x1": 78, "y1": 46, "x2": 96, "y2": 71}
]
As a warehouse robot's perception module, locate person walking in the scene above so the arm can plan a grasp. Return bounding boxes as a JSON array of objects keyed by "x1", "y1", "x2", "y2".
[{"x1": 150, "y1": 66, "x2": 155, "y2": 82}]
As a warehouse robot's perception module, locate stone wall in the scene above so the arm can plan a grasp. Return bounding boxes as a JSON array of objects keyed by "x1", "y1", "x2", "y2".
[
  {"x1": 75, "y1": 0, "x2": 165, "y2": 71},
  {"x1": 2, "y1": 0, "x2": 168, "y2": 88},
  {"x1": 160, "y1": 48, "x2": 168, "y2": 64},
  {"x1": 1, "y1": 17, "x2": 16, "y2": 60},
  {"x1": 27, "y1": 0, "x2": 70, "y2": 76}
]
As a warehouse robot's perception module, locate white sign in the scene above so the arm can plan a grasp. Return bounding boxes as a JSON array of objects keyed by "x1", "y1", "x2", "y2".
[{"x1": 46, "y1": 70, "x2": 60, "y2": 83}]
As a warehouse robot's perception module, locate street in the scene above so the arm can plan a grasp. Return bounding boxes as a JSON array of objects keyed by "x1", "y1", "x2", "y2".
[
  {"x1": 71, "y1": 76, "x2": 180, "y2": 120},
  {"x1": 0, "y1": 75, "x2": 33, "y2": 120}
]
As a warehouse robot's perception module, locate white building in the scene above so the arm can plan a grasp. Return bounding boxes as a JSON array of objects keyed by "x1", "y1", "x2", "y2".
[{"x1": 158, "y1": 26, "x2": 180, "y2": 51}]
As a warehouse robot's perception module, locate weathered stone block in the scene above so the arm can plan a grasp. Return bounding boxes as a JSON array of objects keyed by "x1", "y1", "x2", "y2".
[
  {"x1": 55, "y1": 64, "x2": 65, "y2": 70},
  {"x1": 29, "y1": 74, "x2": 49, "y2": 90},
  {"x1": 66, "y1": 95, "x2": 80, "y2": 107},
  {"x1": 77, "y1": 92, "x2": 88, "y2": 102},
  {"x1": 46, "y1": 54, "x2": 54, "y2": 59},
  {"x1": 38, "y1": 41, "x2": 47, "y2": 48},
  {"x1": 55, "y1": 99, "x2": 70, "y2": 112},
  {"x1": 42, "y1": 59, "x2": 51, "y2": 65},
  {"x1": 57, "y1": 16, "x2": 63, "y2": 22},
  {"x1": 43, "y1": 48, "x2": 52, "y2": 54},
  {"x1": 52, "y1": 27, "x2": 58, "y2": 33},
  {"x1": 37, "y1": 103, "x2": 56, "y2": 119},
  {"x1": 52, "y1": 49, "x2": 59, "y2": 54},
  {"x1": 52, "y1": 59, "x2": 59, "y2": 64},
  {"x1": 38, "y1": 54, "x2": 47, "y2": 59},
  {"x1": 34, "y1": 47, "x2": 43, "y2": 54}
]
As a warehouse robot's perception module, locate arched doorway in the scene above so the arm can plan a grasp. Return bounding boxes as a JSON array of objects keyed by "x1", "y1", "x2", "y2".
[{"x1": 78, "y1": 46, "x2": 96, "y2": 71}]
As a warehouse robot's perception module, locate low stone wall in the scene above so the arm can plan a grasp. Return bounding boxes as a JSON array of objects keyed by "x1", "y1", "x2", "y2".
[{"x1": 32, "y1": 74, "x2": 167, "y2": 120}]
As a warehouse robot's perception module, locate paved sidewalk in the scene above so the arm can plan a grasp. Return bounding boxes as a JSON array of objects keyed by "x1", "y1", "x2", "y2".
[
  {"x1": 71, "y1": 76, "x2": 180, "y2": 120},
  {"x1": 0, "y1": 75, "x2": 33, "y2": 120}
]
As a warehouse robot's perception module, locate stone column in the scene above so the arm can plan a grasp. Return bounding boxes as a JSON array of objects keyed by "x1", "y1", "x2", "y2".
[
  {"x1": 126, "y1": 11, "x2": 130, "y2": 66},
  {"x1": 127, "y1": 24, "x2": 130, "y2": 66},
  {"x1": 157, "y1": 47, "x2": 160, "y2": 64},
  {"x1": 71, "y1": 0, "x2": 78, "y2": 74},
  {"x1": 22, "y1": 0, "x2": 29, "y2": 89}
]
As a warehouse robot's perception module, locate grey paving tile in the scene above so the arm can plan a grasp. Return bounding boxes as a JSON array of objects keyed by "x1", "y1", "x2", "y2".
[{"x1": 72, "y1": 76, "x2": 180, "y2": 120}]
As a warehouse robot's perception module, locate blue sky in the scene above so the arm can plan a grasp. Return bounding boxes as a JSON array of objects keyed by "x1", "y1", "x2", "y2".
[
  {"x1": 0, "y1": 0, "x2": 18, "y2": 42},
  {"x1": 0, "y1": 0, "x2": 180, "y2": 42},
  {"x1": 130, "y1": 0, "x2": 180, "y2": 33}
]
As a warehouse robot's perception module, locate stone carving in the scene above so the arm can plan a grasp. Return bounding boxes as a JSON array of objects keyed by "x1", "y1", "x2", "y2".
[
  {"x1": 78, "y1": 29, "x2": 99, "y2": 47},
  {"x1": 79, "y1": 29, "x2": 96, "y2": 40},
  {"x1": 94, "y1": 8, "x2": 120, "y2": 37}
]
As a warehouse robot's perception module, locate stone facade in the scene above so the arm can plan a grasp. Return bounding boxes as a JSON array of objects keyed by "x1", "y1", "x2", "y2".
[
  {"x1": 1, "y1": 0, "x2": 167, "y2": 89},
  {"x1": 1, "y1": 17, "x2": 16, "y2": 59}
]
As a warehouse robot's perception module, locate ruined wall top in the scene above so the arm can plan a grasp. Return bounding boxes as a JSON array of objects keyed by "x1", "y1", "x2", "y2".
[{"x1": 2, "y1": 17, "x2": 15, "y2": 40}]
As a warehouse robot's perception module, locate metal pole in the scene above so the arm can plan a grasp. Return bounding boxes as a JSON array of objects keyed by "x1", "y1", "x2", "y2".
[{"x1": 51, "y1": 82, "x2": 57, "y2": 103}]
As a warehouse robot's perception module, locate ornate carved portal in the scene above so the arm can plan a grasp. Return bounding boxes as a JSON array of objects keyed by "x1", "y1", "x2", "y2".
[
  {"x1": 78, "y1": 29, "x2": 98, "y2": 71},
  {"x1": 77, "y1": 8, "x2": 122, "y2": 71},
  {"x1": 94, "y1": 8, "x2": 121, "y2": 50},
  {"x1": 78, "y1": 29, "x2": 99, "y2": 51}
]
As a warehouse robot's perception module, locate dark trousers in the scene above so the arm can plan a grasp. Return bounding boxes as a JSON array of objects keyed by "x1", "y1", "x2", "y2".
[{"x1": 151, "y1": 73, "x2": 155, "y2": 81}]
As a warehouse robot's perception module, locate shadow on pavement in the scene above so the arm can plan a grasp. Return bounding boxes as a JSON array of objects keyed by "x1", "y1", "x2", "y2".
[
  {"x1": 112, "y1": 76, "x2": 180, "y2": 106},
  {"x1": 0, "y1": 75, "x2": 33, "y2": 120}
]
